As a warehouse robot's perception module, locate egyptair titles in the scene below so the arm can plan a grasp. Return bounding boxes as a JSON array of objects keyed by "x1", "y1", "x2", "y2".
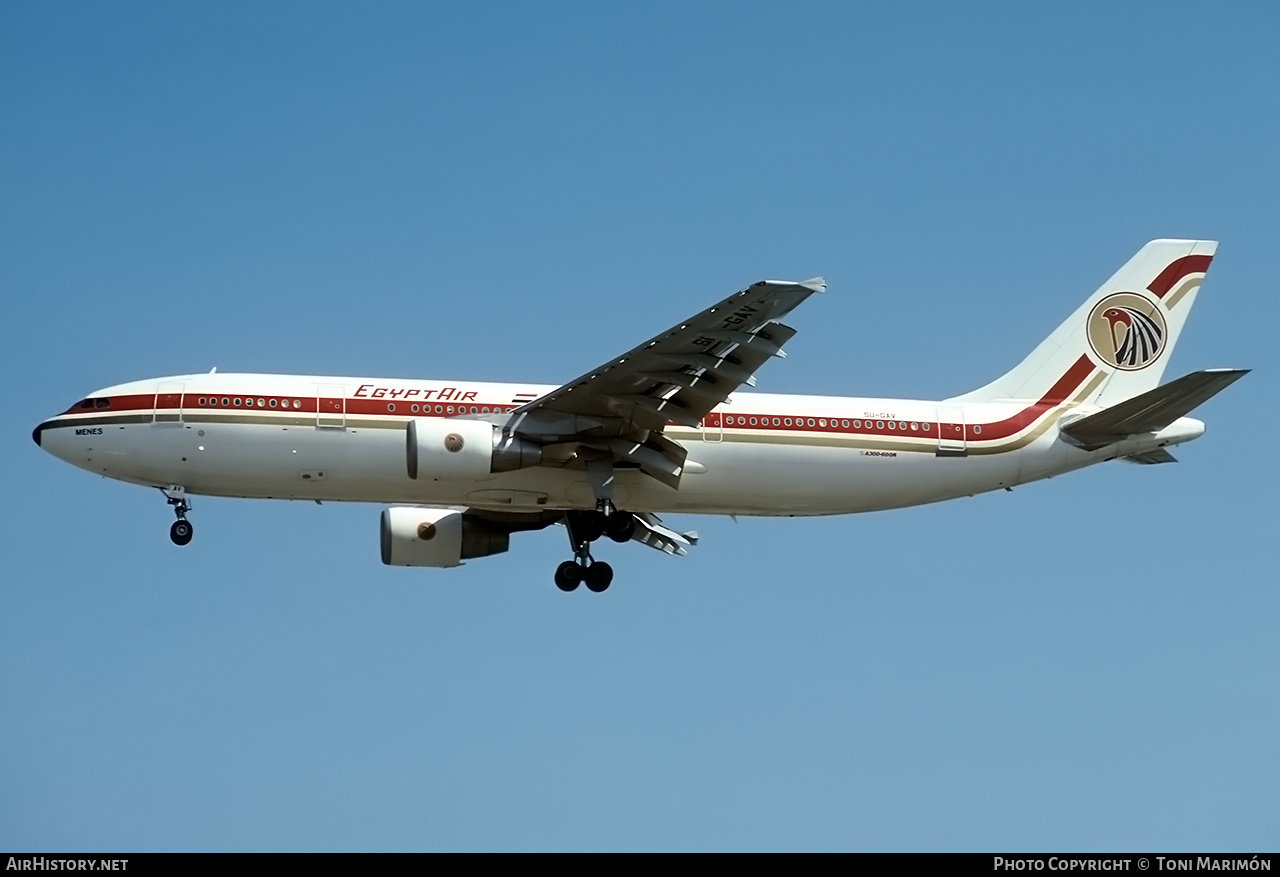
[{"x1": 353, "y1": 384, "x2": 480, "y2": 403}]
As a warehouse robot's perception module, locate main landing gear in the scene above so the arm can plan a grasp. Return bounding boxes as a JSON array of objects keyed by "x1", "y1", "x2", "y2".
[
  {"x1": 161, "y1": 486, "x2": 194, "y2": 546},
  {"x1": 555, "y1": 559, "x2": 612, "y2": 593},
  {"x1": 554, "y1": 504, "x2": 636, "y2": 593}
]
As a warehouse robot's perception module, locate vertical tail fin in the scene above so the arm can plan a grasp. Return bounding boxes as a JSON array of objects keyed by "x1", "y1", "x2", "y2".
[{"x1": 949, "y1": 240, "x2": 1217, "y2": 408}]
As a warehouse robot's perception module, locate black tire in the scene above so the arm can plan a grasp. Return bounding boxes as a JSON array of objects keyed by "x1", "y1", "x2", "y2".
[
  {"x1": 170, "y1": 519, "x2": 194, "y2": 546},
  {"x1": 605, "y1": 512, "x2": 636, "y2": 543},
  {"x1": 554, "y1": 560, "x2": 582, "y2": 592},
  {"x1": 568, "y1": 510, "x2": 604, "y2": 544},
  {"x1": 584, "y1": 561, "x2": 613, "y2": 593}
]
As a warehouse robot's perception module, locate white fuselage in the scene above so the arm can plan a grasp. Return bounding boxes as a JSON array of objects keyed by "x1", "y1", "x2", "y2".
[{"x1": 34, "y1": 372, "x2": 1204, "y2": 517}]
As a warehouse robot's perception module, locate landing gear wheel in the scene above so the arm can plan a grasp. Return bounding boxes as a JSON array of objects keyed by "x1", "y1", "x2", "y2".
[
  {"x1": 584, "y1": 561, "x2": 613, "y2": 593},
  {"x1": 161, "y1": 487, "x2": 193, "y2": 546},
  {"x1": 604, "y1": 513, "x2": 636, "y2": 543},
  {"x1": 567, "y1": 510, "x2": 604, "y2": 544},
  {"x1": 554, "y1": 560, "x2": 582, "y2": 592}
]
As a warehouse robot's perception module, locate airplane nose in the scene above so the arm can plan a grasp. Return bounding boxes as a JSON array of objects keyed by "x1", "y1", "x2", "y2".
[{"x1": 32, "y1": 420, "x2": 46, "y2": 448}]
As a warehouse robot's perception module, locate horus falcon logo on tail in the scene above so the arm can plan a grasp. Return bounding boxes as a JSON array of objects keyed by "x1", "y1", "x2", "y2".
[{"x1": 1087, "y1": 292, "x2": 1169, "y2": 371}]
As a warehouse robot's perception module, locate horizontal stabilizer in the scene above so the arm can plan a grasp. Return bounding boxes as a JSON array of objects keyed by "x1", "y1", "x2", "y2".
[
  {"x1": 1123, "y1": 448, "x2": 1178, "y2": 465},
  {"x1": 1061, "y1": 368, "x2": 1248, "y2": 451}
]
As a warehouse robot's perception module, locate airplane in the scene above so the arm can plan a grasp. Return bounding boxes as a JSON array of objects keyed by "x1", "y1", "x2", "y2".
[{"x1": 32, "y1": 239, "x2": 1246, "y2": 593}]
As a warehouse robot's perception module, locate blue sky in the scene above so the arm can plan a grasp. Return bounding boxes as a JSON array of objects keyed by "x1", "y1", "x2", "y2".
[{"x1": 2, "y1": 2, "x2": 1277, "y2": 851}]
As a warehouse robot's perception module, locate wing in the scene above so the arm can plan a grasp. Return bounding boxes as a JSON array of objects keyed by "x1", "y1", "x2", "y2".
[{"x1": 505, "y1": 278, "x2": 824, "y2": 490}]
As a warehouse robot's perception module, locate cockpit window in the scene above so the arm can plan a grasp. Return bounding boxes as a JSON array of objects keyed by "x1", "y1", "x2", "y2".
[
  {"x1": 95, "y1": 398, "x2": 110, "y2": 409},
  {"x1": 79, "y1": 400, "x2": 94, "y2": 409}
]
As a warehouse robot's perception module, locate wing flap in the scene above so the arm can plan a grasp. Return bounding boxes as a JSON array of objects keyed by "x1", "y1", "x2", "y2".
[
  {"x1": 637, "y1": 372, "x2": 733, "y2": 411},
  {"x1": 655, "y1": 352, "x2": 758, "y2": 385},
  {"x1": 600, "y1": 437, "x2": 685, "y2": 488},
  {"x1": 630, "y1": 512, "x2": 699, "y2": 556},
  {"x1": 1061, "y1": 368, "x2": 1248, "y2": 451},
  {"x1": 608, "y1": 393, "x2": 704, "y2": 429}
]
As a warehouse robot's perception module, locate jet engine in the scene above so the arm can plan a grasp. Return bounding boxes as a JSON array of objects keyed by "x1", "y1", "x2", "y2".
[
  {"x1": 380, "y1": 507, "x2": 511, "y2": 567},
  {"x1": 406, "y1": 419, "x2": 541, "y2": 480}
]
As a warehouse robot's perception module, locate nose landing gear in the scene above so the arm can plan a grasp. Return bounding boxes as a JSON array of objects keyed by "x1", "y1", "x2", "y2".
[{"x1": 161, "y1": 486, "x2": 194, "y2": 546}]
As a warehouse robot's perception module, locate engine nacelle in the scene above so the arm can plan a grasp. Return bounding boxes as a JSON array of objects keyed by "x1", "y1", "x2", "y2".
[
  {"x1": 406, "y1": 419, "x2": 493, "y2": 481},
  {"x1": 406, "y1": 419, "x2": 541, "y2": 480},
  {"x1": 380, "y1": 507, "x2": 511, "y2": 567}
]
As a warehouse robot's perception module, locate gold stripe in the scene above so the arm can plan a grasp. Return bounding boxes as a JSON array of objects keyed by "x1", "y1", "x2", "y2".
[
  {"x1": 47, "y1": 414, "x2": 153, "y2": 428},
  {"x1": 718, "y1": 430, "x2": 935, "y2": 453},
  {"x1": 182, "y1": 413, "x2": 318, "y2": 428},
  {"x1": 966, "y1": 372, "x2": 1106, "y2": 455},
  {"x1": 51, "y1": 411, "x2": 399, "y2": 430},
  {"x1": 1164, "y1": 276, "x2": 1202, "y2": 311}
]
